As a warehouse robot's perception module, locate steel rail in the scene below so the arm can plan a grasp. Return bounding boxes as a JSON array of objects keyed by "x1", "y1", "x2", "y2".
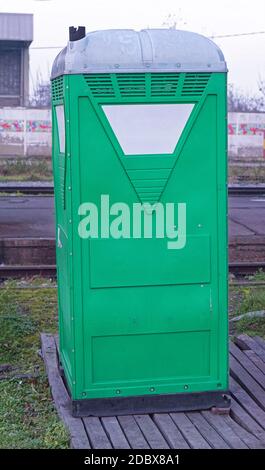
[
  {"x1": 0, "y1": 262, "x2": 264, "y2": 278},
  {"x1": 1, "y1": 185, "x2": 265, "y2": 196}
]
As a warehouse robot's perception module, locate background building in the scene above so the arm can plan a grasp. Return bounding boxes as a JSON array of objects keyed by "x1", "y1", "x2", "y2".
[{"x1": 0, "y1": 13, "x2": 33, "y2": 106}]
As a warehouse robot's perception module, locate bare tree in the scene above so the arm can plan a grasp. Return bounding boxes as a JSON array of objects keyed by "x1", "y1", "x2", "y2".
[
  {"x1": 162, "y1": 10, "x2": 187, "y2": 29},
  {"x1": 228, "y1": 84, "x2": 265, "y2": 113},
  {"x1": 258, "y1": 76, "x2": 265, "y2": 100},
  {"x1": 30, "y1": 70, "x2": 51, "y2": 108}
]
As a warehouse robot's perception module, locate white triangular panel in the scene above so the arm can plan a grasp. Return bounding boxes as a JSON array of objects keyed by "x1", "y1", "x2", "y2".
[{"x1": 102, "y1": 104, "x2": 194, "y2": 155}]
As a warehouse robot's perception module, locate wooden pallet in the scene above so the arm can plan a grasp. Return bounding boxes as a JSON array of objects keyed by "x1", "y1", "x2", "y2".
[{"x1": 41, "y1": 333, "x2": 265, "y2": 449}]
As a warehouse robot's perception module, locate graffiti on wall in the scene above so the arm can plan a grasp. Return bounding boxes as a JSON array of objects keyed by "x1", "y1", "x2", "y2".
[
  {"x1": 1, "y1": 111, "x2": 265, "y2": 157},
  {"x1": 27, "y1": 120, "x2": 52, "y2": 132},
  {"x1": 0, "y1": 119, "x2": 24, "y2": 132},
  {"x1": 1, "y1": 118, "x2": 263, "y2": 136},
  {"x1": 228, "y1": 123, "x2": 265, "y2": 136},
  {"x1": 0, "y1": 119, "x2": 51, "y2": 132},
  {"x1": 228, "y1": 122, "x2": 265, "y2": 157},
  {"x1": 0, "y1": 115, "x2": 52, "y2": 156}
]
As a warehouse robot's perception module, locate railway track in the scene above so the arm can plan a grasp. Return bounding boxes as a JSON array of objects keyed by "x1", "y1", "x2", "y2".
[
  {"x1": 0, "y1": 184, "x2": 265, "y2": 196},
  {"x1": 0, "y1": 261, "x2": 264, "y2": 279},
  {"x1": 0, "y1": 185, "x2": 264, "y2": 279},
  {"x1": 0, "y1": 265, "x2": 56, "y2": 278},
  {"x1": 0, "y1": 184, "x2": 53, "y2": 195},
  {"x1": 229, "y1": 261, "x2": 265, "y2": 276},
  {"x1": 228, "y1": 185, "x2": 265, "y2": 196}
]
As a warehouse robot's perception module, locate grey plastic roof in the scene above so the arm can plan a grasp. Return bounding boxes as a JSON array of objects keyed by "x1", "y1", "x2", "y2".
[{"x1": 51, "y1": 28, "x2": 227, "y2": 79}]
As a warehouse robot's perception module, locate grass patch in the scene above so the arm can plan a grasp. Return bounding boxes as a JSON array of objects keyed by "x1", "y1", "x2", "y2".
[
  {"x1": 248, "y1": 269, "x2": 265, "y2": 281},
  {"x1": 0, "y1": 378, "x2": 67, "y2": 449},
  {"x1": 6, "y1": 159, "x2": 265, "y2": 184},
  {"x1": 229, "y1": 272, "x2": 265, "y2": 337},
  {"x1": 234, "y1": 317, "x2": 265, "y2": 338},
  {"x1": 0, "y1": 273, "x2": 264, "y2": 447},
  {"x1": 0, "y1": 278, "x2": 69, "y2": 449},
  {"x1": 229, "y1": 164, "x2": 265, "y2": 184},
  {"x1": 0, "y1": 158, "x2": 53, "y2": 182},
  {"x1": 233, "y1": 286, "x2": 265, "y2": 315}
]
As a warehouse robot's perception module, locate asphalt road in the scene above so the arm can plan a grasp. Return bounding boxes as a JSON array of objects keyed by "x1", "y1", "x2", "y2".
[
  {"x1": 0, "y1": 195, "x2": 265, "y2": 239},
  {"x1": 0, "y1": 196, "x2": 55, "y2": 238},
  {"x1": 229, "y1": 195, "x2": 265, "y2": 236}
]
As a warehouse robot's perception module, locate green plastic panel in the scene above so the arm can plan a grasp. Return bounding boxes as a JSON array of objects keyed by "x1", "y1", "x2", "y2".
[
  {"x1": 91, "y1": 331, "x2": 210, "y2": 383},
  {"x1": 89, "y1": 236, "x2": 210, "y2": 288}
]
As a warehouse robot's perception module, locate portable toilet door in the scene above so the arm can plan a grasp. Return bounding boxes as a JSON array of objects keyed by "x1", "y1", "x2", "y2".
[{"x1": 51, "y1": 28, "x2": 230, "y2": 416}]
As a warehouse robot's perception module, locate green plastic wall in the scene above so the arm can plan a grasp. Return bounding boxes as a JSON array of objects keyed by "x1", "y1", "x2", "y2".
[{"x1": 51, "y1": 72, "x2": 228, "y2": 400}]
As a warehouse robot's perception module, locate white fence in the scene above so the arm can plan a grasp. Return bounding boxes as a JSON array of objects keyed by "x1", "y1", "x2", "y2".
[
  {"x1": 228, "y1": 112, "x2": 265, "y2": 158},
  {"x1": 0, "y1": 107, "x2": 265, "y2": 158},
  {"x1": 0, "y1": 107, "x2": 51, "y2": 157}
]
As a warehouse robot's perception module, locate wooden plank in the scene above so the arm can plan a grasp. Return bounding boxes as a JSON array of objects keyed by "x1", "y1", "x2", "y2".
[
  {"x1": 43, "y1": 332, "x2": 265, "y2": 450},
  {"x1": 230, "y1": 377, "x2": 265, "y2": 430},
  {"x1": 118, "y1": 415, "x2": 150, "y2": 449},
  {"x1": 236, "y1": 334, "x2": 265, "y2": 363},
  {"x1": 170, "y1": 413, "x2": 211, "y2": 449},
  {"x1": 41, "y1": 333, "x2": 90, "y2": 449},
  {"x1": 254, "y1": 336, "x2": 265, "y2": 351},
  {"x1": 101, "y1": 416, "x2": 130, "y2": 449},
  {"x1": 153, "y1": 413, "x2": 190, "y2": 449},
  {"x1": 134, "y1": 415, "x2": 169, "y2": 449},
  {"x1": 223, "y1": 415, "x2": 265, "y2": 449},
  {"x1": 54, "y1": 334, "x2": 59, "y2": 351},
  {"x1": 83, "y1": 417, "x2": 112, "y2": 449},
  {"x1": 244, "y1": 349, "x2": 265, "y2": 375},
  {"x1": 230, "y1": 397, "x2": 265, "y2": 442},
  {"x1": 187, "y1": 412, "x2": 230, "y2": 449},
  {"x1": 41, "y1": 334, "x2": 69, "y2": 406},
  {"x1": 230, "y1": 354, "x2": 265, "y2": 410},
  {"x1": 233, "y1": 336, "x2": 250, "y2": 350},
  {"x1": 201, "y1": 410, "x2": 248, "y2": 449},
  {"x1": 230, "y1": 341, "x2": 265, "y2": 390}
]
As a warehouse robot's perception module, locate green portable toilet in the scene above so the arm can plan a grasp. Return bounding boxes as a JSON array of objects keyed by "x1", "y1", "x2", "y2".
[{"x1": 51, "y1": 27, "x2": 230, "y2": 416}]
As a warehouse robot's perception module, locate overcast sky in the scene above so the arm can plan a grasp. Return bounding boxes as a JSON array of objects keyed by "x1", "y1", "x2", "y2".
[{"x1": 1, "y1": 0, "x2": 265, "y2": 95}]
